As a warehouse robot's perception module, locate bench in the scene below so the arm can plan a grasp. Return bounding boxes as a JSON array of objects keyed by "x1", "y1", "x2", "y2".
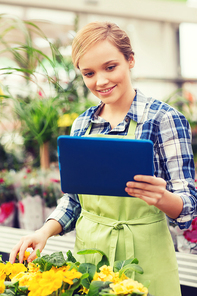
[
  {"x1": 0, "y1": 225, "x2": 75, "y2": 257},
  {"x1": 0, "y1": 226, "x2": 197, "y2": 289}
]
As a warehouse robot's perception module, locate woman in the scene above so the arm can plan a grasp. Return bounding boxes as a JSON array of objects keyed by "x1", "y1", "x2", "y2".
[{"x1": 10, "y1": 22, "x2": 196, "y2": 296}]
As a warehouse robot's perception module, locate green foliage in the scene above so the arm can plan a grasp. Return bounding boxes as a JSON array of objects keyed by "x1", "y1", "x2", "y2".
[
  {"x1": 78, "y1": 263, "x2": 96, "y2": 289},
  {"x1": 2, "y1": 249, "x2": 152, "y2": 296},
  {"x1": 77, "y1": 248, "x2": 110, "y2": 272},
  {"x1": 0, "y1": 14, "x2": 93, "y2": 169},
  {"x1": 113, "y1": 258, "x2": 139, "y2": 272},
  {"x1": 66, "y1": 250, "x2": 77, "y2": 263},
  {"x1": 33, "y1": 251, "x2": 67, "y2": 271},
  {"x1": 88, "y1": 281, "x2": 112, "y2": 296}
]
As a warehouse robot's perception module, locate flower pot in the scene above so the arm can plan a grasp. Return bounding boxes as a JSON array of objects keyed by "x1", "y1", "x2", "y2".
[{"x1": 17, "y1": 195, "x2": 44, "y2": 230}]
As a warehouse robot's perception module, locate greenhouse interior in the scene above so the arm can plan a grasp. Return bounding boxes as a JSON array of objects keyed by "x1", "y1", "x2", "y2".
[{"x1": 0, "y1": 0, "x2": 197, "y2": 296}]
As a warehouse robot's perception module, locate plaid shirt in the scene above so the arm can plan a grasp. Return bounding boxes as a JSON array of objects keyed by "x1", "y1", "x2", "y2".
[{"x1": 48, "y1": 89, "x2": 197, "y2": 231}]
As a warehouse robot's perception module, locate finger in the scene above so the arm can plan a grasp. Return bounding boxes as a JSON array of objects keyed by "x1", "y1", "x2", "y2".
[
  {"x1": 125, "y1": 186, "x2": 161, "y2": 198},
  {"x1": 125, "y1": 188, "x2": 158, "y2": 205},
  {"x1": 9, "y1": 240, "x2": 25, "y2": 263},
  {"x1": 27, "y1": 248, "x2": 39, "y2": 262},
  {"x1": 18, "y1": 241, "x2": 32, "y2": 263},
  {"x1": 136, "y1": 195, "x2": 158, "y2": 205},
  {"x1": 126, "y1": 181, "x2": 157, "y2": 192},
  {"x1": 27, "y1": 240, "x2": 46, "y2": 262},
  {"x1": 133, "y1": 175, "x2": 166, "y2": 186}
]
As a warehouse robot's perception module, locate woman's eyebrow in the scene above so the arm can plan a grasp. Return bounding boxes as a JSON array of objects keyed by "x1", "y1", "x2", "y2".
[
  {"x1": 103, "y1": 60, "x2": 118, "y2": 66},
  {"x1": 80, "y1": 60, "x2": 118, "y2": 72}
]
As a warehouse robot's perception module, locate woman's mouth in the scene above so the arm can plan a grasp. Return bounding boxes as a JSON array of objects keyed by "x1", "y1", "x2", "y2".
[{"x1": 97, "y1": 85, "x2": 116, "y2": 96}]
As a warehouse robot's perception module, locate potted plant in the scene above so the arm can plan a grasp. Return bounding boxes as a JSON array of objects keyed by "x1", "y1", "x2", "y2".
[
  {"x1": 0, "y1": 14, "x2": 91, "y2": 170},
  {"x1": 0, "y1": 249, "x2": 153, "y2": 296},
  {"x1": 13, "y1": 167, "x2": 62, "y2": 230}
]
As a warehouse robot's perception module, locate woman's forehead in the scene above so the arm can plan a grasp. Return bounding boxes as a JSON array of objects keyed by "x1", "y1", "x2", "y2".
[{"x1": 78, "y1": 40, "x2": 123, "y2": 69}]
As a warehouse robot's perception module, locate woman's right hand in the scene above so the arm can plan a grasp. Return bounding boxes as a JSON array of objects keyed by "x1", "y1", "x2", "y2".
[
  {"x1": 9, "y1": 229, "x2": 48, "y2": 263},
  {"x1": 9, "y1": 219, "x2": 63, "y2": 263}
]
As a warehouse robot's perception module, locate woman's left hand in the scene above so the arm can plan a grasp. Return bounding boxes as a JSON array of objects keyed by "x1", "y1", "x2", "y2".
[{"x1": 125, "y1": 175, "x2": 167, "y2": 206}]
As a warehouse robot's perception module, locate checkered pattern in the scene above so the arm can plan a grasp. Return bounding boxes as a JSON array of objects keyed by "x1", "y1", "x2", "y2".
[{"x1": 48, "y1": 89, "x2": 197, "y2": 231}]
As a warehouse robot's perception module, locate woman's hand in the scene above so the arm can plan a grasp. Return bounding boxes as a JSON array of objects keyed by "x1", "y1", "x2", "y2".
[
  {"x1": 125, "y1": 175, "x2": 167, "y2": 206},
  {"x1": 125, "y1": 175, "x2": 183, "y2": 219},
  {"x1": 9, "y1": 219, "x2": 62, "y2": 264},
  {"x1": 9, "y1": 230, "x2": 48, "y2": 264}
]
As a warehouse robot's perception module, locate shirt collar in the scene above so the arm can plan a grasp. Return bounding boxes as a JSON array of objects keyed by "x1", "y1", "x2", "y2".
[
  {"x1": 91, "y1": 89, "x2": 148, "y2": 124},
  {"x1": 126, "y1": 89, "x2": 148, "y2": 123}
]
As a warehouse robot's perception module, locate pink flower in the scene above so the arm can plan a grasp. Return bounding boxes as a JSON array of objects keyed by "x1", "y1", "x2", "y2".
[
  {"x1": 38, "y1": 90, "x2": 43, "y2": 97},
  {"x1": 184, "y1": 217, "x2": 197, "y2": 243},
  {"x1": 0, "y1": 178, "x2": 4, "y2": 183},
  {"x1": 191, "y1": 217, "x2": 197, "y2": 230},
  {"x1": 18, "y1": 201, "x2": 25, "y2": 214},
  {"x1": 0, "y1": 201, "x2": 15, "y2": 223},
  {"x1": 184, "y1": 229, "x2": 197, "y2": 243},
  {"x1": 50, "y1": 178, "x2": 60, "y2": 183}
]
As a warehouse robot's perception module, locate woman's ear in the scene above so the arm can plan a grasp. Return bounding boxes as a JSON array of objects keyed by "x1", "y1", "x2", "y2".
[{"x1": 128, "y1": 54, "x2": 135, "y2": 69}]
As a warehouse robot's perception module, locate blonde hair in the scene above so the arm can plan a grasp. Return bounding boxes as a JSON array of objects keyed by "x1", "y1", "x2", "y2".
[{"x1": 72, "y1": 21, "x2": 134, "y2": 69}]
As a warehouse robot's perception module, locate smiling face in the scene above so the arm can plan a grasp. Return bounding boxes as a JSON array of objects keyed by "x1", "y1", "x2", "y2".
[{"x1": 78, "y1": 40, "x2": 135, "y2": 107}]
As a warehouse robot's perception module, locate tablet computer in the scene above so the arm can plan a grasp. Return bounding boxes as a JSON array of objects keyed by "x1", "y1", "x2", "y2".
[{"x1": 57, "y1": 135, "x2": 154, "y2": 197}]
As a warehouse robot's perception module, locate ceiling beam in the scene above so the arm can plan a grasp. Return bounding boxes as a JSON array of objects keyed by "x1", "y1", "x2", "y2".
[{"x1": 0, "y1": 0, "x2": 197, "y2": 24}]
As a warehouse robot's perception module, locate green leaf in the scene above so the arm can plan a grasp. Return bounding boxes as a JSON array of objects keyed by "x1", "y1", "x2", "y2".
[
  {"x1": 66, "y1": 250, "x2": 77, "y2": 263},
  {"x1": 77, "y1": 249, "x2": 104, "y2": 255},
  {"x1": 119, "y1": 264, "x2": 144, "y2": 278},
  {"x1": 66, "y1": 261, "x2": 79, "y2": 271},
  {"x1": 99, "y1": 288, "x2": 113, "y2": 296},
  {"x1": 88, "y1": 281, "x2": 111, "y2": 296},
  {"x1": 62, "y1": 274, "x2": 88, "y2": 296},
  {"x1": 33, "y1": 251, "x2": 66, "y2": 271},
  {"x1": 78, "y1": 263, "x2": 96, "y2": 289},
  {"x1": 97, "y1": 255, "x2": 110, "y2": 272},
  {"x1": 129, "y1": 292, "x2": 145, "y2": 296},
  {"x1": 143, "y1": 280, "x2": 151, "y2": 288},
  {"x1": 36, "y1": 249, "x2": 41, "y2": 258},
  {"x1": 113, "y1": 258, "x2": 139, "y2": 272},
  {"x1": 77, "y1": 249, "x2": 110, "y2": 272}
]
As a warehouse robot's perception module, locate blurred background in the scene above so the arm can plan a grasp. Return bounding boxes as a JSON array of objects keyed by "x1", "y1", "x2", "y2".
[
  {"x1": 0, "y1": 3, "x2": 197, "y2": 295},
  {"x1": 0, "y1": 0, "x2": 197, "y2": 231}
]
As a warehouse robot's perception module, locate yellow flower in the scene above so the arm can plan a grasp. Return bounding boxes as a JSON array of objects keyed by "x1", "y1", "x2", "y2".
[
  {"x1": 3, "y1": 262, "x2": 27, "y2": 279},
  {"x1": 28, "y1": 269, "x2": 63, "y2": 296},
  {"x1": 61, "y1": 268, "x2": 82, "y2": 285},
  {"x1": 93, "y1": 265, "x2": 126, "y2": 283},
  {"x1": 78, "y1": 286, "x2": 89, "y2": 294},
  {"x1": 11, "y1": 272, "x2": 33, "y2": 287},
  {"x1": 58, "y1": 113, "x2": 78, "y2": 127},
  {"x1": 16, "y1": 251, "x2": 31, "y2": 262},
  {"x1": 27, "y1": 262, "x2": 40, "y2": 273},
  {"x1": 110, "y1": 278, "x2": 148, "y2": 296},
  {"x1": 0, "y1": 279, "x2": 5, "y2": 294},
  {"x1": 51, "y1": 265, "x2": 70, "y2": 273},
  {"x1": 0, "y1": 263, "x2": 6, "y2": 281},
  {"x1": 0, "y1": 87, "x2": 4, "y2": 99}
]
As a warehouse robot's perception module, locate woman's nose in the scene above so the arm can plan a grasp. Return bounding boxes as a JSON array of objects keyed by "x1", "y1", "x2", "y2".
[{"x1": 96, "y1": 74, "x2": 109, "y2": 87}]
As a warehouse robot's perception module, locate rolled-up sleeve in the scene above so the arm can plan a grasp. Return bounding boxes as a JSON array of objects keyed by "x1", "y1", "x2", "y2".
[
  {"x1": 156, "y1": 110, "x2": 197, "y2": 229},
  {"x1": 46, "y1": 193, "x2": 81, "y2": 235}
]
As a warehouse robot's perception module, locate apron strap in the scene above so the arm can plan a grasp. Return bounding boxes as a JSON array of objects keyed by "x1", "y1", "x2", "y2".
[{"x1": 81, "y1": 209, "x2": 165, "y2": 266}]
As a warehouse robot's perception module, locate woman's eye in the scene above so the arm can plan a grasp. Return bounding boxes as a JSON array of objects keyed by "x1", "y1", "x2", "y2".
[
  {"x1": 84, "y1": 72, "x2": 94, "y2": 77},
  {"x1": 106, "y1": 65, "x2": 116, "y2": 71}
]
